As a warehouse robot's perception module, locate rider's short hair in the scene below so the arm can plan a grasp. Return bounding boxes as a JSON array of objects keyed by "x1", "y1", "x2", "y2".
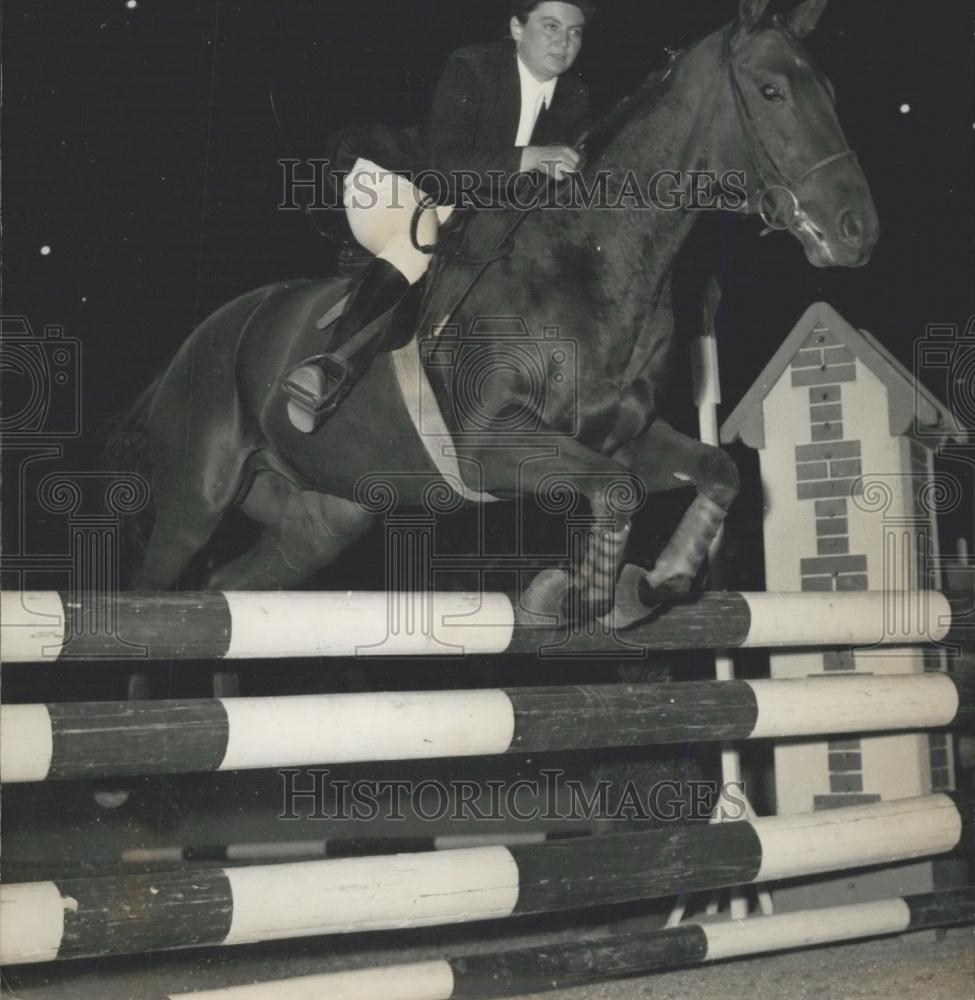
[{"x1": 509, "y1": 1, "x2": 597, "y2": 25}]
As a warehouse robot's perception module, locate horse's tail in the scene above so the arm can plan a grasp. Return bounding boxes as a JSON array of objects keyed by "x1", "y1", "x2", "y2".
[{"x1": 102, "y1": 378, "x2": 161, "y2": 575}]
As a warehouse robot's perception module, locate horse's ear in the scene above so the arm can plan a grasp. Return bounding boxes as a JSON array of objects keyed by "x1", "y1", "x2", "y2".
[
  {"x1": 784, "y1": 0, "x2": 828, "y2": 37},
  {"x1": 737, "y1": 0, "x2": 772, "y2": 34}
]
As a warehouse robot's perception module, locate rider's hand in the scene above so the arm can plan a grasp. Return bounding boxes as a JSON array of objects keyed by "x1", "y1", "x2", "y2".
[{"x1": 520, "y1": 145, "x2": 581, "y2": 182}]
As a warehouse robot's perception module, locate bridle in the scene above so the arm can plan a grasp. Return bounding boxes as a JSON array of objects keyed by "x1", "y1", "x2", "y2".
[
  {"x1": 410, "y1": 25, "x2": 859, "y2": 275},
  {"x1": 727, "y1": 32, "x2": 857, "y2": 234}
]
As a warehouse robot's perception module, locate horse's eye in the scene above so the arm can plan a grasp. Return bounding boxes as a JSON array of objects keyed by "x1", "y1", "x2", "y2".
[{"x1": 761, "y1": 84, "x2": 785, "y2": 102}]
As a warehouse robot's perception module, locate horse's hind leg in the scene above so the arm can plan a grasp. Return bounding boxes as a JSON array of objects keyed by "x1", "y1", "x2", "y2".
[
  {"x1": 94, "y1": 484, "x2": 225, "y2": 809},
  {"x1": 618, "y1": 418, "x2": 739, "y2": 594},
  {"x1": 206, "y1": 486, "x2": 373, "y2": 696},
  {"x1": 130, "y1": 375, "x2": 253, "y2": 591},
  {"x1": 132, "y1": 491, "x2": 224, "y2": 590},
  {"x1": 205, "y1": 472, "x2": 375, "y2": 591}
]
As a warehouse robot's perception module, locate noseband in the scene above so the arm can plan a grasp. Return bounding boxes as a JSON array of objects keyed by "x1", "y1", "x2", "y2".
[{"x1": 728, "y1": 42, "x2": 857, "y2": 233}]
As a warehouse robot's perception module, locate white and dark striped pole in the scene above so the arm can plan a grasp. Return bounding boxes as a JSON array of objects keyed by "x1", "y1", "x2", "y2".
[
  {"x1": 2, "y1": 589, "x2": 971, "y2": 662},
  {"x1": 120, "y1": 831, "x2": 590, "y2": 868},
  {"x1": 1, "y1": 793, "x2": 967, "y2": 965},
  {"x1": 4, "y1": 672, "x2": 972, "y2": 783},
  {"x1": 156, "y1": 888, "x2": 974, "y2": 1000}
]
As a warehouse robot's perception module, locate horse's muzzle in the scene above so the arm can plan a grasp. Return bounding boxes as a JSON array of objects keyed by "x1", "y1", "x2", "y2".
[{"x1": 835, "y1": 204, "x2": 879, "y2": 266}]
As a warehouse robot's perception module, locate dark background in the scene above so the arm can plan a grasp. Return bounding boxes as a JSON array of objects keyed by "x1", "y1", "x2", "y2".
[
  {"x1": 2, "y1": 9, "x2": 972, "y2": 994},
  {"x1": 3, "y1": 0, "x2": 974, "y2": 561}
]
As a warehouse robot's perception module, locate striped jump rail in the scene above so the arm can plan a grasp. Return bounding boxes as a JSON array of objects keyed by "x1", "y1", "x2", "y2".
[
  {"x1": 4, "y1": 672, "x2": 972, "y2": 783},
  {"x1": 157, "y1": 887, "x2": 974, "y2": 999},
  {"x1": 2, "y1": 588, "x2": 972, "y2": 662},
  {"x1": 119, "y1": 831, "x2": 591, "y2": 868},
  {"x1": 2, "y1": 793, "x2": 968, "y2": 965}
]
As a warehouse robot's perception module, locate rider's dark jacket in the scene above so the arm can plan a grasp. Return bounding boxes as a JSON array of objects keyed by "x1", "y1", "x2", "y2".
[
  {"x1": 328, "y1": 40, "x2": 590, "y2": 209},
  {"x1": 427, "y1": 41, "x2": 590, "y2": 190}
]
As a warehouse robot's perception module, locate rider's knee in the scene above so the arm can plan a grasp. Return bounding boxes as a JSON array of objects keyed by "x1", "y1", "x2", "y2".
[{"x1": 379, "y1": 234, "x2": 432, "y2": 286}]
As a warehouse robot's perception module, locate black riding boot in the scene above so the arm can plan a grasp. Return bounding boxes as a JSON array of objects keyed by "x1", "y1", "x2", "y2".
[{"x1": 283, "y1": 257, "x2": 410, "y2": 432}]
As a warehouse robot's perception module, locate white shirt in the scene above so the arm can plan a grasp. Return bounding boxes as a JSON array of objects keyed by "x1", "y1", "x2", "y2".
[{"x1": 515, "y1": 56, "x2": 558, "y2": 147}]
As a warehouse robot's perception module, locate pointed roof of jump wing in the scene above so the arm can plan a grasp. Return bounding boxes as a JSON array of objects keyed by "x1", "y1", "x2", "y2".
[{"x1": 720, "y1": 302, "x2": 968, "y2": 450}]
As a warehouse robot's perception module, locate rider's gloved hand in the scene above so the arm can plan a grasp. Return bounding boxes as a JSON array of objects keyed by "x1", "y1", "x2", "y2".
[{"x1": 520, "y1": 145, "x2": 582, "y2": 182}]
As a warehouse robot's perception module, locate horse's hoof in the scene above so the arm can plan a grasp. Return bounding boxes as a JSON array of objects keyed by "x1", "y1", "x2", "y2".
[
  {"x1": 638, "y1": 574, "x2": 694, "y2": 604},
  {"x1": 516, "y1": 568, "x2": 571, "y2": 626},
  {"x1": 595, "y1": 563, "x2": 651, "y2": 631}
]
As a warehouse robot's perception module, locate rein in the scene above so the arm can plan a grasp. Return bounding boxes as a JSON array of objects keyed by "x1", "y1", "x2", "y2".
[
  {"x1": 407, "y1": 175, "x2": 548, "y2": 332},
  {"x1": 409, "y1": 191, "x2": 531, "y2": 266},
  {"x1": 408, "y1": 25, "x2": 857, "y2": 326},
  {"x1": 405, "y1": 52, "x2": 681, "y2": 319}
]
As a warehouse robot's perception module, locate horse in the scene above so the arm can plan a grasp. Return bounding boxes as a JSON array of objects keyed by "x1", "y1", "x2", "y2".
[{"x1": 121, "y1": 0, "x2": 877, "y2": 627}]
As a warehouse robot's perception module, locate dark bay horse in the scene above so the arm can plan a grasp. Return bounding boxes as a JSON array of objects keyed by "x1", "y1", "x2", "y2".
[{"x1": 125, "y1": 0, "x2": 877, "y2": 622}]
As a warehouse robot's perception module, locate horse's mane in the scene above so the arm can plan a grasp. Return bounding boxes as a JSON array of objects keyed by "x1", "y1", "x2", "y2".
[{"x1": 578, "y1": 50, "x2": 682, "y2": 168}]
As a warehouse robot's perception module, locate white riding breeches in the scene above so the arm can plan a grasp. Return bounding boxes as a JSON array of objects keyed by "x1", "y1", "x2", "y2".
[{"x1": 343, "y1": 158, "x2": 454, "y2": 286}]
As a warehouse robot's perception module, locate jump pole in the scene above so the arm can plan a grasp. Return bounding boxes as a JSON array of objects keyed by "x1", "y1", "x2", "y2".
[
  {"x1": 120, "y1": 831, "x2": 590, "y2": 868},
  {"x1": 2, "y1": 589, "x2": 972, "y2": 662},
  {"x1": 4, "y1": 672, "x2": 973, "y2": 783},
  {"x1": 1, "y1": 793, "x2": 967, "y2": 964},
  {"x1": 157, "y1": 887, "x2": 974, "y2": 1000}
]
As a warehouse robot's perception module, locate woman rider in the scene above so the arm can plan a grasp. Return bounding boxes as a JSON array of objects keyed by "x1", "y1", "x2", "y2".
[{"x1": 283, "y1": 1, "x2": 595, "y2": 432}]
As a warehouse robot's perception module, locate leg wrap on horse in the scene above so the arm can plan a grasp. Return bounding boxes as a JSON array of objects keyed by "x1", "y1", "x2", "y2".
[
  {"x1": 644, "y1": 492, "x2": 727, "y2": 592},
  {"x1": 574, "y1": 521, "x2": 631, "y2": 618}
]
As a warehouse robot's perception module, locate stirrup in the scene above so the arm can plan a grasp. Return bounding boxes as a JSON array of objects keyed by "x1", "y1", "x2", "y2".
[{"x1": 282, "y1": 354, "x2": 352, "y2": 414}]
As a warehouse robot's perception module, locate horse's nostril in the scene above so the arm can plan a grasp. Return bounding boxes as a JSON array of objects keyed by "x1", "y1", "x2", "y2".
[{"x1": 839, "y1": 209, "x2": 864, "y2": 244}]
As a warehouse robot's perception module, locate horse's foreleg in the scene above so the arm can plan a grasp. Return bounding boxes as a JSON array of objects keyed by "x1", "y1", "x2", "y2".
[
  {"x1": 459, "y1": 434, "x2": 640, "y2": 621},
  {"x1": 641, "y1": 492, "x2": 726, "y2": 591},
  {"x1": 617, "y1": 418, "x2": 739, "y2": 595}
]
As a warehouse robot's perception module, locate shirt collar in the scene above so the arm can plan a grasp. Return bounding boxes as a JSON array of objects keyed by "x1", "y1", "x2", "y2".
[{"x1": 516, "y1": 54, "x2": 558, "y2": 110}]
